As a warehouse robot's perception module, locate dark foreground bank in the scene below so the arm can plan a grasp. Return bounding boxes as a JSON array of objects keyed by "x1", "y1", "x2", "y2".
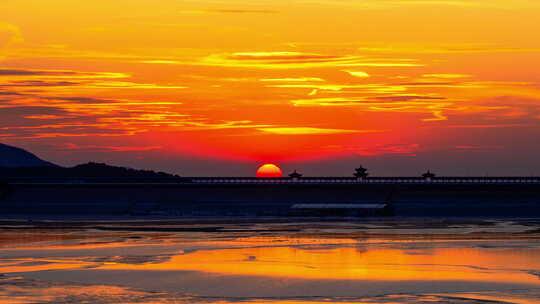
[{"x1": 1, "y1": 181, "x2": 540, "y2": 217}]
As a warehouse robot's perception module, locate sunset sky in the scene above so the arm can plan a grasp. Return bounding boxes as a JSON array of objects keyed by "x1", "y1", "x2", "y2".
[{"x1": 1, "y1": 0, "x2": 540, "y2": 176}]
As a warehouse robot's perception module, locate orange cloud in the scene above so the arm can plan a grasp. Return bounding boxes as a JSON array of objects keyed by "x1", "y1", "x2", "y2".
[
  {"x1": 260, "y1": 77, "x2": 325, "y2": 82},
  {"x1": 423, "y1": 74, "x2": 472, "y2": 79},
  {"x1": 325, "y1": 143, "x2": 421, "y2": 157},
  {"x1": 257, "y1": 127, "x2": 384, "y2": 135},
  {"x1": 63, "y1": 143, "x2": 162, "y2": 152}
]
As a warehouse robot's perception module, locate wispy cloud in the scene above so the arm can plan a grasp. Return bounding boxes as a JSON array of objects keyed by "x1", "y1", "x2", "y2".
[
  {"x1": 260, "y1": 77, "x2": 325, "y2": 82},
  {"x1": 454, "y1": 145, "x2": 504, "y2": 151},
  {"x1": 197, "y1": 52, "x2": 423, "y2": 69},
  {"x1": 324, "y1": 143, "x2": 420, "y2": 156},
  {"x1": 0, "y1": 68, "x2": 186, "y2": 90},
  {"x1": 0, "y1": 68, "x2": 128, "y2": 79},
  {"x1": 357, "y1": 44, "x2": 540, "y2": 55},
  {"x1": 445, "y1": 123, "x2": 529, "y2": 129},
  {"x1": 344, "y1": 71, "x2": 370, "y2": 78},
  {"x1": 267, "y1": 83, "x2": 407, "y2": 93},
  {"x1": 24, "y1": 114, "x2": 66, "y2": 120},
  {"x1": 179, "y1": 120, "x2": 272, "y2": 131},
  {"x1": 289, "y1": 96, "x2": 456, "y2": 122},
  {"x1": 62, "y1": 143, "x2": 163, "y2": 152},
  {"x1": 139, "y1": 51, "x2": 423, "y2": 69},
  {"x1": 257, "y1": 127, "x2": 384, "y2": 135},
  {"x1": 0, "y1": 80, "x2": 80, "y2": 87},
  {"x1": 423, "y1": 74, "x2": 472, "y2": 79}
]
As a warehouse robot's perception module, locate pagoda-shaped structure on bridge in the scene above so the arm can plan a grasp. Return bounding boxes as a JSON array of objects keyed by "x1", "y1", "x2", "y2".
[
  {"x1": 354, "y1": 165, "x2": 369, "y2": 182},
  {"x1": 422, "y1": 170, "x2": 436, "y2": 182},
  {"x1": 289, "y1": 170, "x2": 303, "y2": 182}
]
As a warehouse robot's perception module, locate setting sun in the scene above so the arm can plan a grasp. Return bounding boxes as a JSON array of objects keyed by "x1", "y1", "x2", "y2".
[{"x1": 256, "y1": 164, "x2": 283, "y2": 178}]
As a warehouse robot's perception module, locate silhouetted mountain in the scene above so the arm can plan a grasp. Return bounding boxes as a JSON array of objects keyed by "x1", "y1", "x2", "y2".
[
  {"x1": 0, "y1": 143, "x2": 180, "y2": 180},
  {"x1": 0, "y1": 162, "x2": 180, "y2": 179},
  {"x1": 68, "y1": 162, "x2": 179, "y2": 178},
  {"x1": 0, "y1": 143, "x2": 58, "y2": 168}
]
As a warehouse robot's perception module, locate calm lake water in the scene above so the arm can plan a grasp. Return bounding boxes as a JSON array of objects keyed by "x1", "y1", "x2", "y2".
[{"x1": 1, "y1": 218, "x2": 540, "y2": 303}]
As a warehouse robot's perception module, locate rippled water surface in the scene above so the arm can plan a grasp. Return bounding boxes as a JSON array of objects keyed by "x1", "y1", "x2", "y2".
[{"x1": 1, "y1": 218, "x2": 540, "y2": 303}]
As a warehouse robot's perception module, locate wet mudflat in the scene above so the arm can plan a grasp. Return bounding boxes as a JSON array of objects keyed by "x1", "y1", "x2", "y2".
[{"x1": 1, "y1": 218, "x2": 540, "y2": 304}]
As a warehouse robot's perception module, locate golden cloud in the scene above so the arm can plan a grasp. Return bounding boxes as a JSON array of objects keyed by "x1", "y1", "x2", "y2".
[
  {"x1": 198, "y1": 52, "x2": 423, "y2": 69},
  {"x1": 345, "y1": 71, "x2": 370, "y2": 78}
]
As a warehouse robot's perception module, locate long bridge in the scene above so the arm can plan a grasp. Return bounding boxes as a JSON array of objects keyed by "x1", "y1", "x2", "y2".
[
  {"x1": 2, "y1": 175, "x2": 540, "y2": 217},
  {"x1": 189, "y1": 176, "x2": 540, "y2": 185},
  {"x1": 4, "y1": 176, "x2": 540, "y2": 185}
]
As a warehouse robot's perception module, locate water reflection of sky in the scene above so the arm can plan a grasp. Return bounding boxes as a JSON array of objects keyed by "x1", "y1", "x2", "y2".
[{"x1": 1, "y1": 220, "x2": 540, "y2": 303}]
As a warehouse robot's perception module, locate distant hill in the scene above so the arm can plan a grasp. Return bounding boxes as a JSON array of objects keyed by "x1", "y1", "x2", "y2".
[
  {"x1": 0, "y1": 143, "x2": 180, "y2": 179},
  {"x1": 0, "y1": 143, "x2": 58, "y2": 168},
  {"x1": 0, "y1": 161, "x2": 181, "y2": 180},
  {"x1": 67, "y1": 162, "x2": 180, "y2": 179}
]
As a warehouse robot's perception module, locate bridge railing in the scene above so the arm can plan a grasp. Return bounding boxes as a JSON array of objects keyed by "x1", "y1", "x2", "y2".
[{"x1": 188, "y1": 177, "x2": 540, "y2": 184}]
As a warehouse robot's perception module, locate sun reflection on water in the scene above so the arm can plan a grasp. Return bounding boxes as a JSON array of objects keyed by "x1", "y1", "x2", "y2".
[{"x1": 99, "y1": 241, "x2": 540, "y2": 284}]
